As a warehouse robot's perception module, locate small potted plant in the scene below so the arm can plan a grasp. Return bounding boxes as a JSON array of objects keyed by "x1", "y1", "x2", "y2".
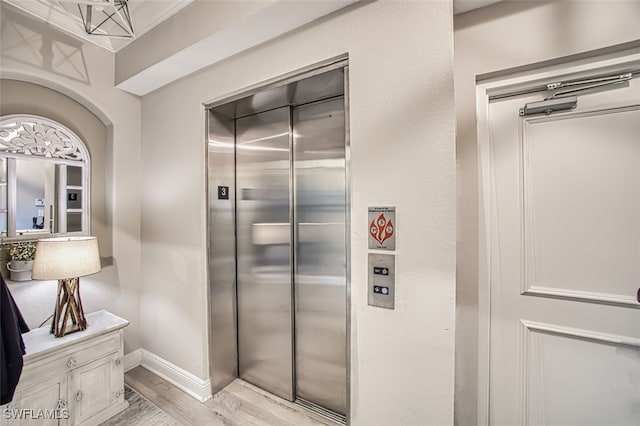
[{"x1": 4, "y1": 241, "x2": 37, "y2": 281}]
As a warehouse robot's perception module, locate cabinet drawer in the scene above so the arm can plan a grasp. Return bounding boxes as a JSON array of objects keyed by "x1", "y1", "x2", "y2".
[{"x1": 21, "y1": 333, "x2": 121, "y2": 384}]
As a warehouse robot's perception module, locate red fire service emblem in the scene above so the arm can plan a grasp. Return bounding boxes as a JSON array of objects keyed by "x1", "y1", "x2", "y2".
[{"x1": 370, "y1": 213, "x2": 394, "y2": 245}]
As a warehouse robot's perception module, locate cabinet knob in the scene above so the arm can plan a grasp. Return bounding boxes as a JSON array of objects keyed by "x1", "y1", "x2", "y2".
[
  {"x1": 115, "y1": 358, "x2": 121, "y2": 366},
  {"x1": 75, "y1": 391, "x2": 83, "y2": 401},
  {"x1": 66, "y1": 356, "x2": 77, "y2": 368}
]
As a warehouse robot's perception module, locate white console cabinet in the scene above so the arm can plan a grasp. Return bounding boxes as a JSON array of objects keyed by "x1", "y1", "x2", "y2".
[{"x1": 1, "y1": 311, "x2": 129, "y2": 425}]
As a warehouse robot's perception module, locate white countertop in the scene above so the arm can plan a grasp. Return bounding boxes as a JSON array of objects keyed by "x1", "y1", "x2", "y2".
[{"x1": 22, "y1": 310, "x2": 129, "y2": 361}]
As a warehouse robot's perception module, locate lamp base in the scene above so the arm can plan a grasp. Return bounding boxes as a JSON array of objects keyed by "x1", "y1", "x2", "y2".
[{"x1": 51, "y1": 277, "x2": 87, "y2": 338}]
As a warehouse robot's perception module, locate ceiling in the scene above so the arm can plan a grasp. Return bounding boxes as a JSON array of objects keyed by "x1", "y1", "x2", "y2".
[
  {"x1": 2, "y1": 0, "x2": 194, "y2": 52},
  {"x1": 2, "y1": 0, "x2": 502, "y2": 54}
]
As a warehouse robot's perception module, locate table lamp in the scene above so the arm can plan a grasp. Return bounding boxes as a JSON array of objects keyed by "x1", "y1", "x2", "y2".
[{"x1": 32, "y1": 236, "x2": 101, "y2": 337}]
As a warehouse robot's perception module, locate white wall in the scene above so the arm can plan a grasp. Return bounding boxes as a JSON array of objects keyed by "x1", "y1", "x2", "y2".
[
  {"x1": 0, "y1": 3, "x2": 143, "y2": 353},
  {"x1": 454, "y1": 2, "x2": 640, "y2": 425},
  {"x1": 140, "y1": 1, "x2": 456, "y2": 424}
]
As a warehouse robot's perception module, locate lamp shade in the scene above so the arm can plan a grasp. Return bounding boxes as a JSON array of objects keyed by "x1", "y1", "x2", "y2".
[{"x1": 32, "y1": 237, "x2": 101, "y2": 280}]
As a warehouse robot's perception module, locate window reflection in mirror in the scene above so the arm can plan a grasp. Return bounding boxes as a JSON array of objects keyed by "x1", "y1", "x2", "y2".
[{"x1": 0, "y1": 115, "x2": 90, "y2": 242}]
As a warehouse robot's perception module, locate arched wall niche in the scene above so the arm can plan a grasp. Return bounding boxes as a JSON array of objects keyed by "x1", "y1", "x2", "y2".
[{"x1": 0, "y1": 78, "x2": 112, "y2": 257}]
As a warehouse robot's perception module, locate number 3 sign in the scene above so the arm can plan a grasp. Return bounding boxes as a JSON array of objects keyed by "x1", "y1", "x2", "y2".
[{"x1": 218, "y1": 186, "x2": 229, "y2": 200}]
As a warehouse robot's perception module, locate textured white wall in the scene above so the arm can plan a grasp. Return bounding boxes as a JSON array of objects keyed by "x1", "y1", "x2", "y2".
[
  {"x1": 454, "y1": 2, "x2": 640, "y2": 425},
  {"x1": 140, "y1": 1, "x2": 455, "y2": 424},
  {"x1": 0, "y1": 3, "x2": 143, "y2": 352}
]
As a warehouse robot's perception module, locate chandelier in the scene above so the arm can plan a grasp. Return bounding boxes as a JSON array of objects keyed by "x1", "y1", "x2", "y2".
[{"x1": 72, "y1": 0, "x2": 134, "y2": 38}]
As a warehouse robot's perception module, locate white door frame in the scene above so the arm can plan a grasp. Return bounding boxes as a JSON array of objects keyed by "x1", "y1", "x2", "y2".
[{"x1": 475, "y1": 50, "x2": 640, "y2": 426}]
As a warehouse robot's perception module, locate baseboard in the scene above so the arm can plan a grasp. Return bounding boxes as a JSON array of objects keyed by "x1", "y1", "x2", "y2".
[
  {"x1": 122, "y1": 348, "x2": 211, "y2": 402},
  {"x1": 123, "y1": 349, "x2": 142, "y2": 372},
  {"x1": 139, "y1": 350, "x2": 212, "y2": 402}
]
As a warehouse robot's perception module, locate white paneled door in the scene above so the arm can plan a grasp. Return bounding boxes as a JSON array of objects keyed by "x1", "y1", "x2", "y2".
[{"x1": 485, "y1": 63, "x2": 640, "y2": 426}]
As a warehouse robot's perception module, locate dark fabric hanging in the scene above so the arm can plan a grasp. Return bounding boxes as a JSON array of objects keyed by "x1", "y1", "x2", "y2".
[{"x1": 1, "y1": 273, "x2": 30, "y2": 404}]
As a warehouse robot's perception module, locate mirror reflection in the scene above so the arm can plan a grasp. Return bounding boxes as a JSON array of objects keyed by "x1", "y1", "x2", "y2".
[
  {"x1": 0, "y1": 115, "x2": 90, "y2": 241},
  {"x1": 0, "y1": 158, "x2": 6, "y2": 234},
  {"x1": 16, "y1": 159, "x2": 55, "y2": 235}
]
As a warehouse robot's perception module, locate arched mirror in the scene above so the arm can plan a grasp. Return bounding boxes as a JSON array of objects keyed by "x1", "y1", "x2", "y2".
[{"x1": 0, "y1": 115, "x2": 90, "y2": 241}]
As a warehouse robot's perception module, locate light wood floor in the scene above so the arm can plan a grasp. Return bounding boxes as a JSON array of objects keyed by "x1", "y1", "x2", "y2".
[{"x1": 125, "y1": 367, "x2": 338, "y2": 426}]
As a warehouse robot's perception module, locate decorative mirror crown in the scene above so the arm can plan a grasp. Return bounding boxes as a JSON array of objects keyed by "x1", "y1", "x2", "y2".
[{"x1": 0, "y1": 117, "x2": 88, "y2": 162}]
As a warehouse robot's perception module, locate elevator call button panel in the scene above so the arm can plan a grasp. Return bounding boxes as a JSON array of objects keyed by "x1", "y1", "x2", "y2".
[
  {"x1": 373, "y1": 266, "x2": 389, "y2": 276},
  {"x1": 368, "y1": 253, "x2": 395, "y2": 310}
]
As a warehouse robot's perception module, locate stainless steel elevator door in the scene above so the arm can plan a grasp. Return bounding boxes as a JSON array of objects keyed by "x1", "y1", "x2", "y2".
[
  {"x1": 293, "y1": 97, "x2": 347, "y2": 415},
  {"x1": 236, "y1": 107, "x2": 293, "y2": 401}
]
